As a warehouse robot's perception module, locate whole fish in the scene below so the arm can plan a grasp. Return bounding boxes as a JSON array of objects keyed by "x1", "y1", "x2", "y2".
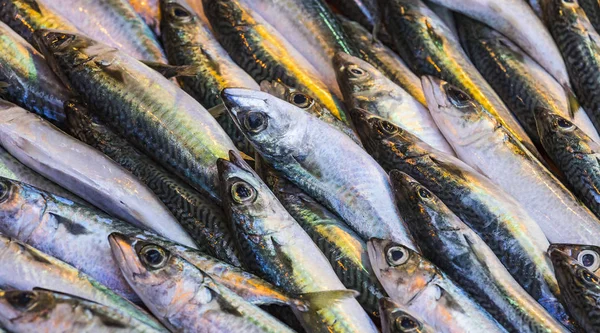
[
  {"x1": 0, "y1": 235, "x2": 162, "y2": 329},
  {"x1": 580, "y1": 0, "x2": 600, "y2": 34},
  {"x1": 426, "y1": 0, "x2": 572, "y2": 95},
  {"x1": 44, "y1": 0, "x2": 166, "y2": 61},
  {"x1": 379, "y1": 298, "x2": 436, "y2": 333},
  {"x1": 535, "y1": 108, "x2": 600, "y2": 219},
  {"x1": 349, "y1": 108, "x2": 566, "y2": 324},
  {"x1": 159, "y1": 0, "x2": 259, "y2": 154},
  {"x1": 109, "y1": 233, "x2": 297, "y2": 333},
  {"x1": 0, "y1": 0, "x2": 78, "y2": 49},
  {"x1": 0, "y1": 100, "x2": 196, "y2": 247},
  {"x1": 550, "y1": 243, "x2": 600, "y2": 276},
  {"x1": 65, "y1": 101, "x2": 238, "y2": 264},
  {"x1": 544, "y1": 0, "x2": 600, "y2": 142},
  {"x1": 266, "y1": 170, "x2": 386, "y2": 317},
  {"x1": 241, "y1": 0, "x2": 359, "y2": 96},
  {"x1": 221, "y1": 88, "x2": 416, "y2": 249},
  {"x1": 379, "y1": 0, "x2": 538, "y2": 157},
  {"x1": 0, "y1": 177, "x2": 150, "y2": 301},
  {"x1": 326, "y1": 0, "x2": 379, "y2": 32},
  {"x1": 367, "y1": 239, "x2": 506, "y2": 333},
  {"x1": 218, "y1": 152, "x2": 378, "y2": 333},
  {"x1": 203, "y1": 0, "x2": 349, "y2": 122},
  {"x1": 459, "y1": 15, "x2": 600, "y2": 144},
  {"x1": 392, "y1": 171, "x2": 570, "y2": 332},
  {"x1": 35, "y1": 30, "x2": 239, "y2": 201},
  {"x1": 0, "y1": 289, "x2": 167, "y2": 333},
  {"x1": 550, "y1": 245, "x2": 600, "y2": 332},
  {"x1": 423, "y1": 77, "x2": 600, "y2": 248},
  {"x1": 333, "y1": 53, "x2": 454, "y2": 155},
  {"x1": 123, "y1": 233, "x2": 299, "y2": 307},
  {"x1": 0, "y1": 21, "x2": 70, "y2": 125},
  {"x1": 337, "y1": 16, "x2": 426, "y2": 106}
]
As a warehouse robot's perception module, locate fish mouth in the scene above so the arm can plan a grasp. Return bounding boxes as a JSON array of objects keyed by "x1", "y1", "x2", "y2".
[
  {"x1": 332, "y1": 52, "x2": 355, "y2": 73},
  {"x1": 420, "y1": 75, "x2": 449, "y2": 112},
  {"x1": 108, "y1": 233, "x2": 143, "y2": 277}
]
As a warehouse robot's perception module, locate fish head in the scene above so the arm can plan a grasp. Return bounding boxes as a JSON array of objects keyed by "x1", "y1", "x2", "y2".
[
  {"x1": 534, "y1": 107, "x2": 597, "y2": 154},
  {"x1": 221, "y1": 88, "x2": 307, "y2": 159},
  {"x1": 367, "y1": 238, "x2": 437, "y2": 304},
  {"x1": 549, "y1": 246, "x2": 600, "y2": 307},
  {"x1": 333, "y1": 52, "x2": 382, "y2": 102},
  {"x1": 0, "y1": 290, "x2": 56, "y2": 330},
  {"x1": 422, "y1": 76, "x2": 496, "y2": 146},
  {"x1": 260, "y1": 81, "x2": 326, "y2": 119},
  {"x1": 160, "y1": 0, "x2": 197, "y2": 29},
  {"x1": 379, "y1": 297, "x2": 432, "y2": 333},
  {"x1": 0, "y1": 178, "x2": 47, "y2": 241},
  {"x1": 550, "y1": 244, "x2": 600, "y2": 276},
  {"x1": 202, "y1": 0, "x2": 251, "y2": 28},
  {"x1": 108, "y1": 233, "x2": 214, "y2": 324}
]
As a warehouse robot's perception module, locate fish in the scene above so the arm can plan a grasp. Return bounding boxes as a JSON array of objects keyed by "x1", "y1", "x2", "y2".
[
  {"x1": 379, "y1": 0, "x2": 539, "y2": 157},
  {"x1": 221, "y1": 88, "x2": 416, "y2": 249},
  {"x1": 426, "y1": 0, "x2": 572, "y2": 95},
  {"x1": 392, "y1": 171, "x2": 570, "y2": 332},
  {"x1": 349, "y1": 107, "x2": 566, "y2": 325},
  {"x1": 579, "y1": 0, "x2": 600, "y2": 34},
  {"x1": 379, "y1": 298, "x2": 436, "y2": 333},
  {"x1": 218, "y1": 152, "x2": 378, "y2": 333},
  {"x1": 159, "y1": 0, "x2": 259, "y2": 154},
  {"x1": 128, "y1": 0, "x2": 160, "y2": 34},
  {"x1": 367, "y1": 239, "x2": 506, "y2": 333},
  {"x1": 337, "y1": 16, "x2": 427, "y2": 106},
  {"x1": 549, "y1": 245, "x2": 600, "y2": 333},
  {"x1": 549, "y1": 244, "x2": 600, "y2": 276},
  {"x1": 0, "y1": 289, "x2": 168, "y2": 332},
  {"x1": 0, "y1": 100, "x2": 196, "y2": 247},
  {"x1": 64, "y1": 100, "x2": 238, "y2": 265},
  {"x1": 534, "y1": 108, "x2": 600, "y2": 220},
  {"x1": 203, "y1": 0, "x2": 349, "y2": 122},
  {"x1": 326, "y1": 0, "x2": 380, "y2": 33},
  {"x1": 35, "y1": 30, "x2": 239, "y2": 202},
  {"x1": 0, "y1": 21, "x2": 70, "y2": 125},
  {"x1": 240, "y1": 0, "x2": 359, "y2": 96},
  {"x1": 0, "y1": 235, "x2": 162, "y2": 330},
  {"x1": 109, "y1": 233, "x2": 297, "y2": 333},
  {"x1": 544, "y1": 0, "x2": 600, "y2": 141},
  {"x1": 333, "y1": 52, "x2": 454, "y2": 155},
  {"x1": 423, "y1": 77, "x2": 600, "y2": 249},
  {"x1": 423, "y1": 0, "x2": 457, "y2": 36},
  {"x1": 0, "y1": 177, "x2": 150, "y2": 301},
  {"x1": 43, "y1": 0, "x2": 166, "y2": 61},
  {"x1": 458, "y1": 15, "x2": 600, "y2": 144},
  {"x1": 265, "y1": 169, "x2": 387, "y2": 317}
]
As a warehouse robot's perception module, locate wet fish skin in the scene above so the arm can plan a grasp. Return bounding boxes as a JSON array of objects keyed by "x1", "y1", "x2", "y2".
[
  {"x1": 379, "y1": 298, "x2": 435, "y2": 333},
  {"x1": 203, "y1": 0, "x2": 349, "y2": 123},
  {"x1": 349, "y1": 107, "x2": 566, "y2": 327},
  {"x1": 580, "y1": 0, "x2": 600, "y2": 34},
  {"x1": 392, "y1": 171, "x2": 569, "y2": 333},
  {"x1": 326, "y1": 0, "x2": 379, "y2": 33},
  {"x1": 333, "y1": 52, "x2": 453, "y2": 155},
  {"x1": 0, "y1": 289, "x2": 167, "y2": 333},
  {"x1": 0, "y1": 235, "x2": 162, "y2": 330},
  {"x1": 535, "y1": 108, "x2": 600, "y2": 221},
  {"x1": 367, "y1": 239, "x2": 506, "y2": 333},
  {"x1": 218, "y1": 152, "x2": 378, "y2": 333},
  {"x1": 544, "y1": 0, "x2": 600, "y2": 135},
  {"x1": 458, "y1": 15, "x2": 600, "y2": 144},
  {"x1": 265, "y1": 169, "x2": 386, "y2": 317},
  {"x1": 549, "y1": 244, "x2": 600, "y2": 276},
  {"x1": 0, "y1": 21, "x2": 70, "y2": 125},
  {"x1": 0, "y1": 100, "x2": 196, "y2": 247},
  {"x1": 109, "y1": 233, "x2": 296, "y2": 333},
  {"x1": 550, "y1": 246, "x2": 600, "y2": 333},
  {"x1": 423, "y1": 76, "x2": 600, "y2": 250},
  {"x1": 128, "y1": 0, "x2": 160, "y2": 34},
  {"x1": 221, "y1": 88, "x2": 416, "y2": 249},
  {"x1": 35, "y1": 30, "x2": 239, "y2": 202},
  {"x1": 337, "y1": 16, "x2": 426, "y2": 106},
  {"x1": 65, "y1": 101, "x2": 239, "y2": 265},
  {"x1": 379, "y1": 0, "x2": 538, "y2": 157}
]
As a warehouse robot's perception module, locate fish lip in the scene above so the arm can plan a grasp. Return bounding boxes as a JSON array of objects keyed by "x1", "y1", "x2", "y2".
[
  {"x1": 108, "y1": 233, "x2": 143, "y2": 277},
  {"x1": 420, "y1": 75, "x2": 448, "y2": 112},
  {"x1": 332, "y1": 52, "x2": 352, "y2": 73}
]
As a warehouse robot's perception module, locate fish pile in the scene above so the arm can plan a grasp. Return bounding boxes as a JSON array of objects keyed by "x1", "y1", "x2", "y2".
[{"x1": 2, "y1": 0, "x2": 600, "y2": 332}]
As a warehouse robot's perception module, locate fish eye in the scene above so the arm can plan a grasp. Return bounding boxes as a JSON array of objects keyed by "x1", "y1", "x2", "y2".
[
  {"x1": 289, "y1": 92, "x2": 313, "y2": 108},
  {"x1": 417, "y1": 187, "x2": 432, "y2": 200},
  {"x1": 579, "y1": 250, "x2": 600, "y2": 271},
  {"x1": 349, "y1": 66, "x2": 367, "y2": 77},
  {"x1": 395, "y1": 316, "x2": 419, "y2": 332},
  {"x1": 386, "y1": 246, "x2": 409, "y2": 266},
  {"x1": 230, "y1": 181, "x2": 257, "y2": 204},
  {"x1": 445, "y1": 85, "x2": 472, "y2": 108},
  {"x1": 377, "y1": 120, "x2": 398, "y2": 135},
  {"x1": 554, "y1": 117, "x2": 575, "y2": 131},
  {"x1": 6, "y1": 291, "x2": 38, "y2": 311},
  {"x1": 139, "y1": 245, "x2": 168, "y2": 269},
  {"x1": 243, "y1": 112, "x2": 268, "y2": 133},
  {"x1": 171, "y1": 5, "x2": 191, "y2": 19}
]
